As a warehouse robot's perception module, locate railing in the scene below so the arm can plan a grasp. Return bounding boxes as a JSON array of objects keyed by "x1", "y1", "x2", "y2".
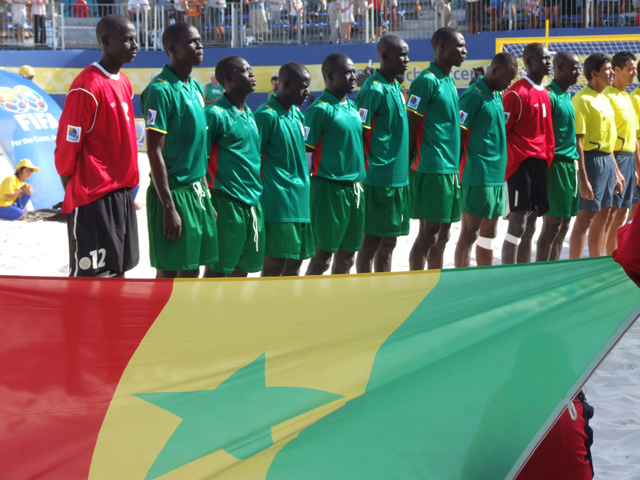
[{"x1": 0, "y1": 0, "x2": 637, "y2": 50}]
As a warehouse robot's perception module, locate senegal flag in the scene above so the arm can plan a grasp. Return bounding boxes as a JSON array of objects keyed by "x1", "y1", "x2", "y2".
[{"x1": 1, "y1": 257, "x2": 639, "y2": 479}]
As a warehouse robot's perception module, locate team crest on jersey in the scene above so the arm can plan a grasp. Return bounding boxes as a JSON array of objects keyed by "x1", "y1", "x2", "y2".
[
  {"x1": 459, "y1": 110, "x2": 468, "y2": 125},
  {"x1": 504, "y1": 112, "x2": 511, "y2": 124},
  {"x1": 407, "y1": 95, "x2": 420, "y2": 109},
  {"x1": 358, "y1": 108, "x2": 368, "y2": 123},
  {"x1": 66, "y1": 125, "x2": 81, "y2": 143},
  {"x1": 303, "y1": 126, "x2": 310, "y2": 140},
  {"x1": 147, "y1": 109, "x2": 157, "y2": 126}
]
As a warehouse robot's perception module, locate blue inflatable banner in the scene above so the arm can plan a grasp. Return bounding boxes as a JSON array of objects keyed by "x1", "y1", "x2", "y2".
[{"x1": 0, "y1": 70, "x2": 64, "y2": 209}]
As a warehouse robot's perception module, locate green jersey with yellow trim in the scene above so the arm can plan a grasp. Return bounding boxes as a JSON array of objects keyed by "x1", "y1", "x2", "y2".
[
  {"x1": 255, "y1": 95, "x2": 310, "y2": 222},
  {"x1": 406, "y1": 63, "x2": 460, "y2": 175},
  {"x1": 546, "y1": 80, "x2": 578, "y2": 162},
  {"x1": 206, "y1": 94, "x2": 263, "y2": 207},
  {"x1": 355, "y1": 69, "x2": 409, "y2": 188},
  {"x1": 304, "y1": 90, "x2": 366, "y2": 183},
  {"x1": 459, "y1": 77, "x2": 507, "y2": 187},
  {"x1": 141, "y1": 64, "x2": 207, "y2": 186}
]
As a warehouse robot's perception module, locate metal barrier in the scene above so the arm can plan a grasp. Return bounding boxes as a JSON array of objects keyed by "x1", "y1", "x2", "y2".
[{"x1": 1, "y1": 0, "x2": 637, "y2": 49}]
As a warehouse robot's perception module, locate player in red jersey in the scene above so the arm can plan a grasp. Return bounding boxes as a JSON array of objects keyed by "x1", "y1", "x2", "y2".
[
  {"x1": 55, "y1": 16, "x2": 140, "y2": 277},
  {"x1": 501, "y1": 43, "x2": 555, "y2": 264}
]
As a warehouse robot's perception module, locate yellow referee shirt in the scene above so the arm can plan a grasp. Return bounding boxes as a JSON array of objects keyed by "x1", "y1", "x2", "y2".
[
  {"x1": 573, "y1": 85, "x2": 617, "y2": 154},
  {"x1": 630, "y1": 88, "x2": 640, "y2": 143},
  {"x1": 604, "y1": 85, "x2": 639, "y2": 152}
]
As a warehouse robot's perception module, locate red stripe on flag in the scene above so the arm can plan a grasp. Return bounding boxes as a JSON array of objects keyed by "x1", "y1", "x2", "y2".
[
  {"x1": 363, "y1": 116, "x2": 376, "y2": 171},
  {"x1": 311, "y1": 137, "x2": 323, "y2": 176},
  {"x1": 0, "y1": 277, "x2": 173, "y2": 480},
  {"x1": 411, "y1": 116, "x2": 426, "y2": 171},
  {"x1": 460, "y1": 127, "x2": 470, "y2": 179}
]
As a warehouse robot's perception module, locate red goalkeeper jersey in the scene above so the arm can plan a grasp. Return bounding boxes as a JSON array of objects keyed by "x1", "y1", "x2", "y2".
[
  {"x1": 55, "y1": 62, "x2": 139, "y2": 214},
  {"x1": 502, "y1": 77, "x2": 555, "y2": 180}
]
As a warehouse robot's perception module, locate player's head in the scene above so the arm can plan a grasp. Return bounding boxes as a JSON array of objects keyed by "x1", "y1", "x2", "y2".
[
  {"x1": 18, "y1": 65, "x2": 35, "y2": 80},
  {"x1": 14, "y1": 159, "x2": 38, "y2": 181},
  {"x1": 486, "y1": 52, "x2": 518, "y2": 92},
  {"x1": 216, "y1": 56, "x2": 256, "y2": 95},
  {"x1": 553, "y1": 51, "x2": 581, "y2": 88},
  {"x1": 271, "y1": 75, "x2": 279, "y2": 90},
  {"x1": 162, "y1": 22, "x2": 203, "y2": 67},
  {"x1": 584, "y1": 53, "x2": 612, "y2": 88},
  {"x1": 322, "y1": 53, "x2": 357, "y2": 95},
  {"x1": 377, "y1": 35, "x2": 410, "y2": 77},
  {"x1": 96, "y1": 15, "x2": 137, "y2": 66},
  {"x1": 431, "y1": 27, "x2": 466, "y2": 68},
  {"x1": 611, "y1": 51, "x2": 637, "y2": 87},
  {"x1": 522, "y1": 43, "x2": 552, "y2": 79},
  {"x1": 278, "y1": 62, "x2": 311, "y2": 107}
]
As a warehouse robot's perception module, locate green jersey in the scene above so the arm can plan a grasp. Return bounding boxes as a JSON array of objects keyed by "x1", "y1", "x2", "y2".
[
  {"x1": 207, "y1": 94, "x2": 263, "y2": 206},
  {"x1": 459, "y1": 77, "x2": 507, "y2": 187},
  {"x1": 205, "y1": 82, "x2": 224, "y2": 103},
  {"x1": 255, "y1": 96, "x2": 310, "y2": 223},
  {"x1": 304, "y1": 90, "x2": 366, "y2": 182},
  {"x1": 546, "y1": 80, "x2": 578, "y2": 162},
  {"x1": 406, "y1": 63, "x2": 460, "y2": 175},
  {"x1": 141, "y1": 64, "x2": 207, "y2": 185},
  {"x1": 356, "y1": 69, "x2": 409, "y2": 188}
]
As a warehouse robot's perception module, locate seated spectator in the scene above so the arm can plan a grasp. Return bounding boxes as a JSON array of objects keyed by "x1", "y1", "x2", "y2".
[
  {"x1": 127, "y1": 0, "x2": 150, "y2": 23},
  {"x1": 0, "y1": 159, "x2": 38, "y2": 222},
  {"x1": 470, "y1": 66, "x2": 484, "y2": 85},
  {"x1": 72, "y1": 0, "x2": 90, "y2": 18}
]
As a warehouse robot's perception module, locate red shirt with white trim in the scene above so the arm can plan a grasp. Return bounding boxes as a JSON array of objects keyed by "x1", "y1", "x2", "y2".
[
  {"x1": 55, "y1": 62, "x2": 139, "y2": 214},
  {"x1": 502, "y1": 77, "x2": 555, "y2": 179}
]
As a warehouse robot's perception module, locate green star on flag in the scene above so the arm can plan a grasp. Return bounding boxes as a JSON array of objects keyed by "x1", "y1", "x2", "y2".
[{"x1": 135, "y1": 353, "x2": 343, "y2": 480}]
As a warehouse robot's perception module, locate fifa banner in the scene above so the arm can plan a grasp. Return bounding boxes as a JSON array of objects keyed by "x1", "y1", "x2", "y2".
[
  {"x1": 0, "y1": 70, "x2": 64, "y2": 209},
  {"x1": 1, "y1": 258, "x2": 639, "y2": 480}
]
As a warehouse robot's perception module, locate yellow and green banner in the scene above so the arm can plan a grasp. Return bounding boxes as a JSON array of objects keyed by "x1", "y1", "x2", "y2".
[{"x1": 1, "y1": 257, "x2": 638, "y2": 479}]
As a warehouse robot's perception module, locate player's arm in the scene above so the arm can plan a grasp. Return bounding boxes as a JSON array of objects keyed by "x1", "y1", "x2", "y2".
[
  {"x1": 54, "y1": 88, "x2": 97, "y2": 190},
  {"x1": 574, "y1": 134, "x2": 593, "y2": 201},
  {"x1": 303, "y1": 104, "x2": 325, "y2": 154},
  {"x1": 355, "y1": 87, "x2": 382, "y2": 150},
  {"x1": 502, "y1": 90, "x2": 521, "y2": 135},
  {"x1": 458, "y1": 93, "x2": 479, "y2": 155},
  {"x1": 255, "y1": 109, "x2": 274, "y2": 161},
  {"x1": 406, "y1": 75, "x2": 431, "y2": 162}
]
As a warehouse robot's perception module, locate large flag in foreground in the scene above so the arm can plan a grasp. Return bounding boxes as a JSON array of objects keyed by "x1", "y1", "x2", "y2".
[{"x1": 1, "y1": 258, "x2": 639, "y2": 480}]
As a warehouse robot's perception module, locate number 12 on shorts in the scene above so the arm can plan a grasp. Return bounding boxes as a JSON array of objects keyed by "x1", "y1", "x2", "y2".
[{"x1": 90, "y1": 248, "x2": 106, "y2": 269}]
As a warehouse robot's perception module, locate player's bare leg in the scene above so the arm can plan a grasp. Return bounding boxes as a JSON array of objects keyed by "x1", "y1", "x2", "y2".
[
  {"x1": 373, "y1": 237, "x2": 397, "y2": 272},
  {"x1": 476, "y1": 217, "x2": 500, "y2": 266},
  {"x1": 262, "y1": 256, "x2": 287, "y2": 276},
  {"x1": 282, "y1": 259, "x2": 303, "y2": 276},
  {"x1": 517, "y1": 212, "x2": 537, "y2": 264},
  {"x1": 409, "y1": 220, "x2": 441, "y2": 270},
  {"x1": 229, "y1": 269, "x2": 249, "y2": 277},
  {"x1": 306, "y1": 248, "x2": 333, "y2": 275},
  {"x1": 588, "y1": 208, "x2": 611, "y2": 257},
  {"x1": 427, "y1": 223, "x2": 451, "y2": 270},
  {"x1": 569, "y1": 210, "x2": 596, "y2": 258},
  {"x1": 549, "y1": 218, "x2": 571, "y2": 261},
  {"x1": 537, "y1": 214, "x2": 563, "y2": 262},
  {"x1": 501, "y1": 211, "x2": 529, "y2": 264},
  {"x1": 356, "y1": 233, "x2": 382, "y2": 273},
  {"x1": 604, "y1": 205, "x2": 628, "y2": 254},
  {"x1": 455, "y1": 213, "x2": 483, "y2": 268},
  {"x1": 331, "y1": 248, "x2": 356, "y2": 274}
]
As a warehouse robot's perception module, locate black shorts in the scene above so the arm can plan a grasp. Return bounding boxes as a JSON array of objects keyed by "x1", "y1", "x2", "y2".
[
  {"x1": 506, "y1": 158, "x2": 549, "y2": 214},
  {"x1": 67, "y1": 188, "x2": 139, "y2": 277}
]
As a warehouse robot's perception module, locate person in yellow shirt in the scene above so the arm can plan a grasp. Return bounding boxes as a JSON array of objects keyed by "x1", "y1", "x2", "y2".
[
  {"x1": 569, "y1": 53, "x2": 624, "y2": 259},
  {"x1": 629, "y1": 87, "x2": 640, "y2": 221},
  {"x1": 0, "y1": 159, "x2": 38, "y2": 221},
  {"x1": 602, "y1": 51, "x2": 640, "y2": 255}
]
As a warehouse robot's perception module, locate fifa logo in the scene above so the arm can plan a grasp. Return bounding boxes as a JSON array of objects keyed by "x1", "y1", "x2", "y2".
[{"x1": 0, "y1": 85, "x2": 48, "y2": 113}]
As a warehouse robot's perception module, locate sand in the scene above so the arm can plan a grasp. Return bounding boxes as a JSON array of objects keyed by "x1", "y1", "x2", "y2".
[{"x1": 1, "y1": 154, "x2": 639, "y2": 479}]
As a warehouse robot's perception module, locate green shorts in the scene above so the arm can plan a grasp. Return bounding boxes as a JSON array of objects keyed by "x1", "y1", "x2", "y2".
[
  {"x1": 409, "y1": 169, "x2": 461, "y2": 223},
  {"x1": 363, "y1": 184, "x2": 410, "y2": 237},
  {"x1": 147, "y1": 181, "x2": 218, "y2": 271},
  {"x1": 264, "y1": 221, "x2": 315, "y2": 260},
  {"x1": 209, "y1": 190, "x2": 265, "y2": 274},
  {"x1": 547, "y1": 157, "x2": 579, "y2": 218},
  {"x1": 310, "y1": 176, "x2": 365, "y2": 253},
  {"x1": 461, "y1": 184, "x2": 505, "y2": 219}
]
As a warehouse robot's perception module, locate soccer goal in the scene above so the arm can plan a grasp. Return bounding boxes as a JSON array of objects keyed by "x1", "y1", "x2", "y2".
[{"x1": 496, "y1": 27, "x2": 640, "y2": 94}]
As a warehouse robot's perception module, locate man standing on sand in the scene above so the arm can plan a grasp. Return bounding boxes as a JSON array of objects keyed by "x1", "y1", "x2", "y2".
[
  {"x1": 500, "y1": 42, "x2": 555, "y2": 264},
  {"x1": 407, "y1": 27, "x2": 466, "y2": 271},
  {"x1": 55, "y1": 16, "x2": 140, "y2": 278},
  {"x1": 355, "y1": 35, "x2": 410, "y2": 273},
  {"x1": 536, "y1": 51, "x2": 581, "y2": 262}
]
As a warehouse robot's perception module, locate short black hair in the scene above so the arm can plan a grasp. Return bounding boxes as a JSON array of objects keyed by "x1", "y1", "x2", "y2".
[
  {"x1": 611, "y1": 51, "x2": 637, "y2": 71},
  {"x1": 161, "y1": 22, "x2": 195, "y2": 55},
  {"x1": 491, "y1": 52, "x2": 518, "y2": 70},
  {"x1": 278, "y1": 61, "x2": 310, "y2": 84},
  {"x1": 377, "y1": 34, "x2": 407, "y2": 58},
  {"x1": 553, "y1": 51, "x2": 579, "y2": 69},
  {"x1": 271, "y1": 75, "x2": 279, "y2": 82},
  {"x1": 215, "y1": 55, "x2": 244, "y2": 86},
  {"x1": 96, "y1": 15, "x2": 133, "y2": 44},
  {"x1": 431, "y1": 27, "x2": 460, "y2": 50},
  {"x1": 321, "y1": 53, "x2": 351, "y2": 79},
  {"x1": 522, "y1": 42, "x2": 545, "y2": 65},
  {"x1": 584, "y1": 52, "x2": 611, "y2": 81}
]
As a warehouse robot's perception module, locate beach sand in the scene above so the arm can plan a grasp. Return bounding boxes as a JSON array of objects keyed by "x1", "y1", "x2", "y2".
[{"x1": 1, "y1": 154, "x2": 639, "y2": 479}]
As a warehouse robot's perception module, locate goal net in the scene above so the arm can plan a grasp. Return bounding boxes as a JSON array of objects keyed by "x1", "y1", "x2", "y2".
[{"x1": 496, "y1": 34, "x2": 640, "y2": 94}]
